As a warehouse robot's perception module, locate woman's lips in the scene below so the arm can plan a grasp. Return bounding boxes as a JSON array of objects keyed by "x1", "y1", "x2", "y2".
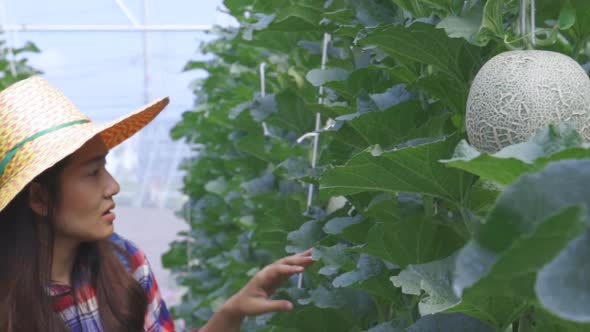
[{"x1": 102, "y1": 211, "x2": 116, "y2": 223}]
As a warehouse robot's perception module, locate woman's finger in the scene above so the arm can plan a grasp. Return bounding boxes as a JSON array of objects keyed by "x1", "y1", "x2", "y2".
[
  {"x1": 258, "y1": 263, "x2": 304, "y2": 282},
  {"x1": 248, "y1": 299, "x2": 294, "y2": 315},
  {"x1": 276, "y1": 255, "x2": 314, "y2": 267},
  {"x1": 298, "y1": 248, "x2": 313, "y2": 256},
  {"x1": 275, "y1": 249, "x2": 314, "y2": 265}
]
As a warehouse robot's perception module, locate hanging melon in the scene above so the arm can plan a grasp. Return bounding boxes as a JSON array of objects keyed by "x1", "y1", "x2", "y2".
[{"x1": 466, "y1": 50, "x2": 590, "y2": 153}]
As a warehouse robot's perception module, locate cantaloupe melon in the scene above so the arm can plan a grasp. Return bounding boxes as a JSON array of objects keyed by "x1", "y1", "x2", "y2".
[{"x1": 466, "y1": 50, "x2": 590, "y2": 153}]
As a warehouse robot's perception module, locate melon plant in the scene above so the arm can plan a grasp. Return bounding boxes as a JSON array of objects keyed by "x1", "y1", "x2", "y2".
[
  {"x1": 165, "y1": 1, "x2": 590, "y2": 331},
  {"x1": 466, "y1": 50, "x2": 590, "y2": 153}
]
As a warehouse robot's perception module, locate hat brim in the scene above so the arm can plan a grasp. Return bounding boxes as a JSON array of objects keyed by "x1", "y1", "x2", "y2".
[{"x1": 0, "y1": 96, "x2": 169, "y2": 212}]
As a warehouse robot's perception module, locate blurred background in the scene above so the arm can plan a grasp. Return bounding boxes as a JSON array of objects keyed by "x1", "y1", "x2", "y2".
[{"x1": 1, "y1": 0, "x2": 232, "y2": 307}]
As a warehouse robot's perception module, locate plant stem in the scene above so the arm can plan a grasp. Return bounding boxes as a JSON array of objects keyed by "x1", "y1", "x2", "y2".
[
  {"x1": 424, "y1": 195, "x2": 434, "y2": 217},
  {"x1": 517, "y1": 307, "x2": 536, "y2": 332}
]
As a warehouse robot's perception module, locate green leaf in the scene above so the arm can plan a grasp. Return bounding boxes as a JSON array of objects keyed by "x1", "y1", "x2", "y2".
[
  {"x1": 286, "y1": 220, "x2": 325, "y2": 253},
  {"x1": 411, "y1": 72, "x2": 468, "y2": 113},
  {"x1": 364, "y1": 193, "x2": 400, "y2": 222},
  {"x1": 313, "y1": 243, "x2": 355, "y2": 276},
  {"x1": 437, "y1": 13, "x2": 482, "y2": 42},
  {"x1": 358, "y1": 22, "x2": 480, "y2": 85},
  {"x1": 476, "y1": 0, "x2": 504, "y2": 43},
  {"x1": 321, "y1": 135, "x2": 474, "y2": 204},
  {"x1": 326, "y1": 101, "x2": 429, "y2": 151},
  {"x1": 534, "y1": 307, "x2": 590, "y2": 331},
  {"x1": 559, "y1": 3, "x2": 577, "y2": 30},
  {"x1": 390, "y1": 0, "x2": 425, "y2": 18},
  {"x1": 298, "y1": 285, "x2": 373, "y2": 314},
  {"x1": 252, "y1": 199, "x2": 305, "y2": 252},
  {"x1": 366, "y1": 319, "x2": 407, "y2": 332},
  {"x1": 268, "y1": 4, "x2": 321, "y2": 31},
  {"x1": 323, "y1": 215, "x2": 363, "y2": 235},
  {"x1": 477, "y1": 160, "x2": 590, "y2": 253},
  {"x1": 333, "y1": 254, "x2": 385, "y2": 287},
  {"x1": 407, "y1": 313, "x2": 494, "y2": 332},
  {"x1": 536, "y1": 230, "x2": 590, "y2": 322},
  {"x1": 306, "y1": 68, "x2": 350, "y2": 86},
  {"x1": 265, "y1": 90, "x2": 316, "y2": 136},
  {"x1": 351, "y1": 268, "x2": 403, "y2": 302},
  {"x1": 465, "y1": 180, "x2": 500, "y2": 215},
  {"x1": 270, "y1": 306, "x2": 361, "y2": 332},
  {"x1": 358, "y1": 215, "x2": 465, "y2": 267},
  {"x1": 391, "y1": 254, "x2": 459, "y2": 315},
  {"x1": 204, "y1": 176, "x2": 228, "y2": 195},
  {"x1": 323, "y1": 9, "x2": 355, "y2": 23},
  {"x1": 452, "y1": 205, "x2": 588, "y2": 328},
  {"x1": 162, "y1": 241, "x2": 189, "y2": 269},
  {"x1": 241, "y1": 173, "x2": 275, "y2": 197},
  {"x1": 13, "y1": 41, "x2": 41, "y2": 55},
  {"x1": 443, "y1": 124, "x2": 588, "y2": 185},
  {"x1": 351, "y1": 0, "x2": 399, "y2": 26},
  {"x1": 323, "y1": 215, "x2": 372, "y2": 245},
  {"x1": 329, "y1": 65, "x2": 416, "y2": 96}
]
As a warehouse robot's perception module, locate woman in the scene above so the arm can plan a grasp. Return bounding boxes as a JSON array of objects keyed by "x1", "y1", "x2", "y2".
[{"x1": 0, "y1": 77, "x2": 314, "y2": 332}]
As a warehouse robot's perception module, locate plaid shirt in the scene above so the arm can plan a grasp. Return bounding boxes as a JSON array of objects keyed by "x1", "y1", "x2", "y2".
[{"x1": 48, "y1": 233, "x2": 179, "y2": 332}]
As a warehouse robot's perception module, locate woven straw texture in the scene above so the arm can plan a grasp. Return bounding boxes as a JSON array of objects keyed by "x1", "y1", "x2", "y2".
[{"x1": 0, "y1": 76, "x2": 169, "y2": 211}]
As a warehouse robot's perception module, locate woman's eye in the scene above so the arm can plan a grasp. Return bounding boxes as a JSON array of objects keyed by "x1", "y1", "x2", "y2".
[{"x1": 90, "y1": 169, "x2": 100, "y2": 176}]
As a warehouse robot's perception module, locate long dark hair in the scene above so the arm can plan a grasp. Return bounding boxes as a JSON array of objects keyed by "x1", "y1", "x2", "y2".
[{"x1": 0, "y1": 159, "x2": 147, "y2": 331}]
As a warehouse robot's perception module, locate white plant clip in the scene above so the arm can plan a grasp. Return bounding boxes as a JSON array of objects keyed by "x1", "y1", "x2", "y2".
[{"x1": 260, "y1": 62, "x2": 270, "y2": 136}]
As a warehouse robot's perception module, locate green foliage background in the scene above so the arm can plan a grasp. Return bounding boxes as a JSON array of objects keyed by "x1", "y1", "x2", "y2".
[
  {"x1": 0, "y1": 39, "x2": 41, "y2": 88},
  {"x1": 164, "y1": 0, "x2": 590, "y2": 330}
]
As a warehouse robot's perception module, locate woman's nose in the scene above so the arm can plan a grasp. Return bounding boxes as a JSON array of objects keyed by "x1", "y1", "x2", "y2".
[{"x1": 104, "y1": 170, "x2": 121, "y2": 198}]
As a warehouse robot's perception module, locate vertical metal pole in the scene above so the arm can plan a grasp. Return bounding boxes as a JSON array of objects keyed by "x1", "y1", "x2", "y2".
[
  {"x1": 159, "y1": 141, "x2": 186, "y2": 209},
  {"x1": 142, "y1": 0, "x2": 150, "y2": 103},
  {"x1": 185, "y1": 195, "x2": 193, "y2": 302},
  {"x1": 0, "y1": 0, "x2": 17, "y2": 76},
  {"x1": 135, "y1": 0, "x2": 153, "y2": 207}
]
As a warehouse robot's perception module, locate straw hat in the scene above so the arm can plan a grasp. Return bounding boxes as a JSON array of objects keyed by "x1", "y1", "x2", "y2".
[{"x1": 0, "y1": 76, "x2": 169, "y2": 212}]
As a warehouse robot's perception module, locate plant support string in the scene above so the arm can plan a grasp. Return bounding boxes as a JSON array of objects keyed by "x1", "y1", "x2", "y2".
[{"x1": 295, "y1": 32, "x2": 331, "y2": 289}]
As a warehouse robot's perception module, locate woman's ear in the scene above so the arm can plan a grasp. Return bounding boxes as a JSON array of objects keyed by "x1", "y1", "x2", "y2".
[{"x1": 28, "y1": 182, "x2": 48, "y2": 217}]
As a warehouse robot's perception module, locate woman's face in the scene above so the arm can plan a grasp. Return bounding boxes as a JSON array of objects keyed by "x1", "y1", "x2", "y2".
[{"x1": 53, "y1": 136, "x2": 120, "y2": 242}]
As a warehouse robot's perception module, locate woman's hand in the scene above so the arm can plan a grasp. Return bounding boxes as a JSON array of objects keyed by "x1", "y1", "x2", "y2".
[
  {"x1": 225, "y1": 248, "x2": 315, "y2": 317},
  {"x1": 199, "y1": 249, "x2": 314, "y2": 332}
]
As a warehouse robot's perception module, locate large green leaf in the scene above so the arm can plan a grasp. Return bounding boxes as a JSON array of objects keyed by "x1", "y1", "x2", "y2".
[
  {"x1": 358, "y1": 22, "x2": 481, "y2": 85},
  {"x1": 357, "y1": 215, "x2": 465, "y2": 267},
  {"x1": 536, "y1": 230, "x2": 590, "y2": 323},
  {"x1": 327, "y1": 65, "x2": 416, "y2": 97},
  {"x1": 270, "y1": 306, "x2": 361, "y2": 331},
  {"x1": 265, "y1": 90, "x2": 317, "y2": 136},
  {"x1": 321, "y1": 135, "x2": 474, "y2": 204},
  {"x1": 286, "y1": 220, "x2": 325, "y2": 254},
  {"x1": 452, "y1": 206, "x2": 587, "y2": 328},
  {"x1": 443, "y1": 124, "x2": 589, "y2": 185},
  {"x1": 407, "y1": 313, "x2": 494, "y2": 331},
  {"x1": 477, "y1": 159, "x2": 590, "y2": 252},
  {"x1": 267, "y1": 4, "x2": 322, "y2": 31},
  {"x1": 332, "y1": 254, "x2": 386, "y2": 287},
  {"x1": 168, "y1": 0, "x2": 590, "y2": 330},
  {"x1": 391, "y1": 254, "x2": 459, "y2": 315},
  {"x1": 476, "y1": 0, "x2": 504, "y2": 43},
  {"x1": 326, "y1": 101, "x2": 430, "y2": 151}
]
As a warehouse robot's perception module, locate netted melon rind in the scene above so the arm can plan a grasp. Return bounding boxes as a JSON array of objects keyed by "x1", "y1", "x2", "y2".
[{"x1": 466, "y1": 50, "x2": 590, "y2": 153}]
